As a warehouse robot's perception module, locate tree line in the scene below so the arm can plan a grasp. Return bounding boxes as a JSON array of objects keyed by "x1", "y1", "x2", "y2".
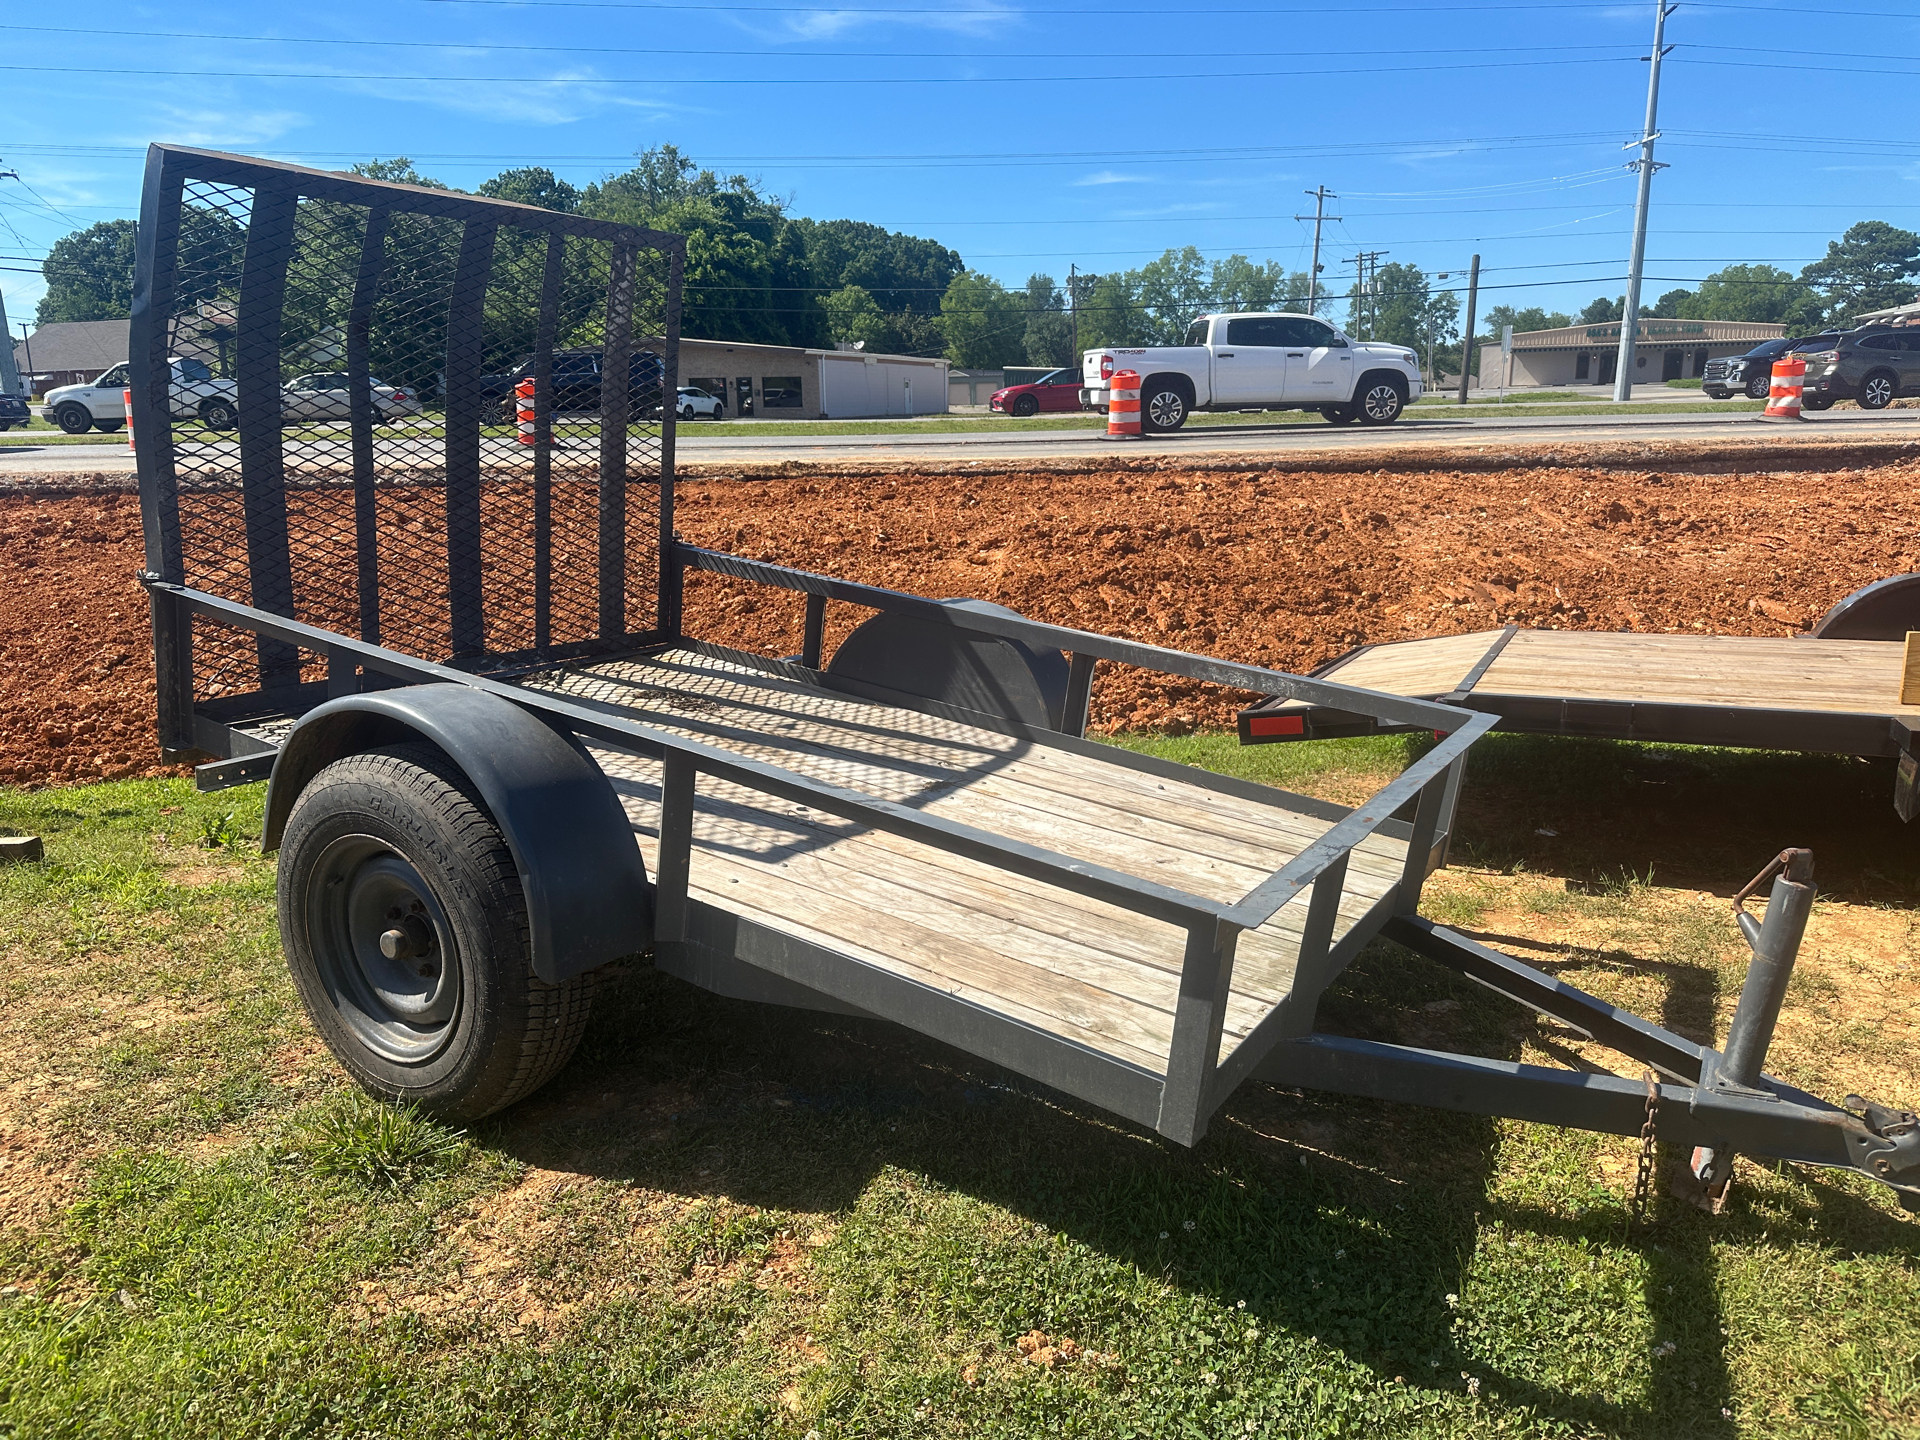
[{"x1": 29, "y1": 148, "x2": 1919, "y2": 378}]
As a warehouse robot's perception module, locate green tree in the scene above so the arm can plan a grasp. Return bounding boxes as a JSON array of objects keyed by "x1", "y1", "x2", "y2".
[
  {"x1": 1579, "y1": 295, "x2": 1624, "y2": 323},
  {"x1": 939, "y1": 271, "x2": 1023, "y2": 368},
  {"x1": 1208, "y1": 255, "x2": 1306, "y2": 313},
  {"x1": 1678, "y1": 264, "x2": 1800, "y2": 324},
  {"x1": 477, "y1": 167, "x2": 581, "y2": 213},
  {"x1": 1078, "y1": 272, "x2": 1145, "y2": 349},
  {"x1": 349, "y1": 157, "x2": 451, "y2": 190},
  {"x1": 1650, "y1": 288, "x2": 1693, "y2": 319},
  {"x1": 1134, "y1": 246, "x2": 1210, "y2": 344},
  {"x1": 1021, "y1": 273, "x2": 1072, "y2": 366},
  {"x1": 35, "y1": 220, "x2": 137, "y2": 324},
  {"x1": 1797, "y1": 220, "x2": 1920, "y2": 325},
  {"x1": 820, "y1": 283, "x2": 886, "y2": 349}
]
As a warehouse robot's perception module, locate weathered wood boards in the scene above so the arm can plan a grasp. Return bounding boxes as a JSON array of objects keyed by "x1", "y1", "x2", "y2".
[{"x1": 518, "y1": 648, "x2": 1409, "y2": 1076}]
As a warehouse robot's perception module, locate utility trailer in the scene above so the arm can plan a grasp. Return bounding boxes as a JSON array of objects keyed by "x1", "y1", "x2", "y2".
[
  {"x1": 1238, "y1": 577, "x2": 1920, "y2": 820},
  {"x1": 129, "y1": 147, "x2": 1920, "y2": 1207}
]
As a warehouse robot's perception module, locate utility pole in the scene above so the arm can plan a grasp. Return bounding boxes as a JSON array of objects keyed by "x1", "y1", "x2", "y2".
[
  {"x1": 1457, "y1": 253, "x2": 1480, "y2": 405},
  {"x1": 0, "y1": 164, "x2": 21, "y2": 398},
  {"x1": 1294, "y1": 186, "x2": 1339, "y2": 315},
  {"x1": 1613, "y1": 0, "x2": 1676, "y2": 403},
  {"x1": 1346, "y1": 250, "x2": 1386, "y2": 338},
  {"x1": 1068, "y1": 262, "x2": 1079, "y2": 362}
]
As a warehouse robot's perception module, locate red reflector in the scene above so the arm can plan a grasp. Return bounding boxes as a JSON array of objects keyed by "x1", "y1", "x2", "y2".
[
  {"x1": 1249, "y1": 715, "x2": 1305, "y2": 737},
  {"x1": 1434, "y1": 730, "x2": 1448, "y2": 741}
]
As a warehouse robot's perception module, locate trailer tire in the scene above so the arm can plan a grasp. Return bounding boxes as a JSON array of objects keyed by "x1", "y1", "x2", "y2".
[{"x1": 278, "y1": 741, "x2": 595, "y2": 1121}]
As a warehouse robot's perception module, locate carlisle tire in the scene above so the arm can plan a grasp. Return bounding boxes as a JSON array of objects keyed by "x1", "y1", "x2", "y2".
[{"x1": 277, "y1": 742, "x2": 596, "y2": 1120}]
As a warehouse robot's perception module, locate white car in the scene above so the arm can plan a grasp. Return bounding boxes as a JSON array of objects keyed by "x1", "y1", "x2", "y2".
[
  {"x1": 44, "y1": 357, "x2": 238, "y2": 434},
  {"x1": 674, "y1": 385, "x2": 723, "y2": 420},
  {"x1": 281, "y1": 372, "x2": 424, "y2": 424},
  {"x1": 1078, "y1": 312, "x2": 1424, "y2": 430}
]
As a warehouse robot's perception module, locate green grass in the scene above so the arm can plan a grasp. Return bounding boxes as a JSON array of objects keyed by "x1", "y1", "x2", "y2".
[{"x1": 1, "y1": 735, "x2": 1917, "y2": 1436}]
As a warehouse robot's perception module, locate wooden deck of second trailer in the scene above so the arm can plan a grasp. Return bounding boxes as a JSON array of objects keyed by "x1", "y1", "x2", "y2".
[{"x1": 513, "y1": 646, "x2": 1420, "y2": 1083}]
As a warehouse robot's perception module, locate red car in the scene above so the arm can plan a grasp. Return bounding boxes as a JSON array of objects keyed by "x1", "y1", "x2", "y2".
[{"x1": 989, "y1": 368, "x2": 1086, "y2": 418}]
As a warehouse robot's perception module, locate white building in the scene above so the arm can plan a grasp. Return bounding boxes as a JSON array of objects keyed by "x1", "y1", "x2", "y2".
[{"x1": 1478, "y1": 318, "x2": 1786, "y2": 389}]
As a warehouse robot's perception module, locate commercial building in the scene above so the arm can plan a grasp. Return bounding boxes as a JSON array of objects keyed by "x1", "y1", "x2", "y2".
[
  {"x1": 1477, "y1": 318, "x2": 1785, "y2": 389},
  {"x1": 675, "y1": 339, "x2": 947, "y2": 420}
]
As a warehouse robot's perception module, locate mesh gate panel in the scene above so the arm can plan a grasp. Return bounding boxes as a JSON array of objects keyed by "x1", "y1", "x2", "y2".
[{"x1": 131, "y1": 147, "x2": 683, "y2": 711}]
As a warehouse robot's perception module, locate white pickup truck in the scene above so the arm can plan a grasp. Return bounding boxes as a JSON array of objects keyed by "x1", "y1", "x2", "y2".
[
  {"x1": 43, "y1": 357, "x2": 238, "y2": 435},
  {"x1": 1079, "y1": 312, "x2": 1423, "y2": 431}
]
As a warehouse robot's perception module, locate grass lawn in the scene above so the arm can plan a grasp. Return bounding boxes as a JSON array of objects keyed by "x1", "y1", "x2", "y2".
[{"x1": 1, "y1": 732, "x2": 1916, "y2": 1436}]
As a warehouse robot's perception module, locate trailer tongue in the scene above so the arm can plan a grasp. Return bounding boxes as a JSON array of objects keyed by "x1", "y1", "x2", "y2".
[{"x1": 129, "y1": 145, "x2": 1920, "y2": 1209}]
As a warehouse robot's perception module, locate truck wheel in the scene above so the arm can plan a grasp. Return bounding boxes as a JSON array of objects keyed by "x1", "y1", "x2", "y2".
[
  {"x1": 1745, "y1": 375, "x2": 1771, "y2": 400},
  {"x1": 1355, "y1": 377, "x2": 1406, "y2": 425},
  {"x1": 1141, "y1": 379, "x2": 1190, "y2": 433},
  {"x1": 1321, "y1": 404, "x2": 1356, "y2": 426},
  {"x1": 277, "y1": 742, "x2": 596, "y2": 1121},
  {"x1": 200, "y1": 398, "x2": 238, "y2": 431},
  {"x1": 1860, "y1": 371, "x2": 1897, "y2": 410},
  {"x1": 55, "y1": 405, "x2": 94, "y2": 435},
  {"x1": 1010, "y1": 394, "x2": 1039, "y2": 418}
]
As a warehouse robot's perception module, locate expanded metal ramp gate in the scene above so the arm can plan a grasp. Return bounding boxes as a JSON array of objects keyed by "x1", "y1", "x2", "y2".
[{"x1": 129, "y1": 145, "x2": 685, "y2": 761}]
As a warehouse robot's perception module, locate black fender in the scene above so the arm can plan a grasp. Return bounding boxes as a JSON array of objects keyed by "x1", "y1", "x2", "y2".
[
  {"x1": 827, "y1": 598, "x2": 1070, "y2": 730},
  {"x1": 1811, "y1": 572, "x2": 1920, "y2": 641},
  {"x1": 262, "y1": 684, "x2": 650, "y2": 983}
]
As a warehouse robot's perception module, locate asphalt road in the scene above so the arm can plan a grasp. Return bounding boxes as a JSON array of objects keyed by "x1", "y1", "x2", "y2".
[{"x1": 2, "y1": 406, "x2": 1914, "y2": 476}]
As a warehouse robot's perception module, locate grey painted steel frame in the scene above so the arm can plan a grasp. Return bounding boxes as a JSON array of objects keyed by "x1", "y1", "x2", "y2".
[{"x1": 143, "y1": 577, "x2": 1484, "y2": 1147}]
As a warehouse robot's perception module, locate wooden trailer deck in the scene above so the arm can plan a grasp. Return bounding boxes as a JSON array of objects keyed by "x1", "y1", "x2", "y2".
[
  {"x1": 516, "y1": 646, "x2": 1417, "y2": 1080},
  {"x1": 1242, "y1": 627, "x2": 1920, "y2": 764}
]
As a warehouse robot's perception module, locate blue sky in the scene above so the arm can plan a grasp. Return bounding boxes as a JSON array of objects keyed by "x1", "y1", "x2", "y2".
[{"x1": 2, "y1": 0, "x2": 1918, "y2": 332}]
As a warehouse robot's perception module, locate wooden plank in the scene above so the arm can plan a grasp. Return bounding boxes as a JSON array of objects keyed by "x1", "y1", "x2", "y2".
[
  {"x1": 511, "y1": 647, "x2": 1424, "y2": 1081},
  {"x1": 1903, "y1": 632, "x2": 1920, "y2": 707}
]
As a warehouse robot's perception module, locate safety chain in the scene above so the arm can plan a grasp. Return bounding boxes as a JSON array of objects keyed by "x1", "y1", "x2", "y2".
[{"x1": 1630, "y1": 1070, "x2": 1660, "y2": 1228}]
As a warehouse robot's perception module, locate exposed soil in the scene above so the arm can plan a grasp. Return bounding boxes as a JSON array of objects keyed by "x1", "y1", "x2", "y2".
[{"x1": 2, "y1": 452, "x2": 1918, "y2": 787}]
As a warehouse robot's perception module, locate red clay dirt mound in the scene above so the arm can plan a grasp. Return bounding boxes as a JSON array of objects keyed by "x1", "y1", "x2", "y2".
[{"x1": 2, "y1": 458, "x2": 1917, "y2": 788}]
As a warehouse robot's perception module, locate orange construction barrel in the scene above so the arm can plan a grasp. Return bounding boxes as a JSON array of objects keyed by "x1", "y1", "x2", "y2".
[
  {"x1": 1762, "y1": 357, "x2": 1805, "y2": 421},
  {"x1": 1106, "y1": 369, "x2": 1142, "y2": 440}
]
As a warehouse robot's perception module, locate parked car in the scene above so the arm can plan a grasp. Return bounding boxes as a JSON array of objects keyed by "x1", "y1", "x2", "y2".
[
  {"x1": 1798, "y1": 325, "x2": 1920, "y2": 410},
  {"x1": 1078, "y1": 313, "x2": 1422, "y2": 431},
  {"x1": 281, "y1": 372, "x2": 423, "y2": 423},
  {"x1": 0, "y1": 391, "x2": 28, "y2": 431},
  {"x1": 1703, "y1": 338, "x2": 1806, "y2": 400},
  {"x1": 480, "y1": 347, "x2": 666, "y2": 422},
  {"x1": 43, "y1": 357, "x2": 237, "y2": 434},
  {"x1": 672, "y1": 385, "x2": 723, "y2": 420},
  {"x1": 990, "y1": 368, "x2": 1085, "y2": 418}
]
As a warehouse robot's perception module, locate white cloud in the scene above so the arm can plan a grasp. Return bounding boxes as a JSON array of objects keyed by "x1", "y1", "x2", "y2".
[
  {"x1": 774, "y1": 2, "x2": 1019, "y2": 40},
  {"x1": 146, "y1": 105, "x2": 308, "y2": 148},
  {"x1": 1073, "y1": 171, "x2": 1153, "y2": 187}
]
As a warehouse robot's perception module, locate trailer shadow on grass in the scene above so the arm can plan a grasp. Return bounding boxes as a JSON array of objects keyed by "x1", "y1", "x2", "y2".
[{"x1": 462, "y1": 728, "x2": 1920, "y2": 1433}]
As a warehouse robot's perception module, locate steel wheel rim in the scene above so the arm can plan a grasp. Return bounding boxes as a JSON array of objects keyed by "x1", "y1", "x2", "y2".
[
  {"x1": 306, "y1": 834, "x2": 461, "y2": 1064},
  {"x1": 1148, "y1": 390, "x2": 1184, "y2": 427},
  {"x1": 1363, "y1": 384, "x2": 1399, "y2": 420},
  {"x1": 1866, "y1": 376, "x2": 1893, "y2": 408}
]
